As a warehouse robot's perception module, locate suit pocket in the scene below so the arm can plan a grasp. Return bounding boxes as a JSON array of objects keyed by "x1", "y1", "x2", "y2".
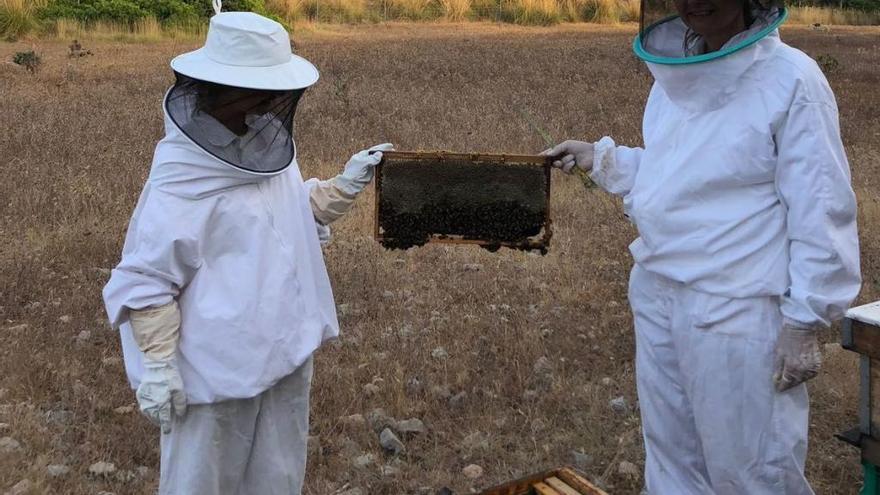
[{"x1": 688, "y1": 290, "x2": 780, "y2": 343}]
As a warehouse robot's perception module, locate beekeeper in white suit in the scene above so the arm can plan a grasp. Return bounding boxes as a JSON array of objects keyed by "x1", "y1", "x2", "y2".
[
  {"x1": 544, "y1": 0, "x2": 860, "y2": 493},
  {"x1": 102, "y1": 4, "x2": 391, "y2": 493}
]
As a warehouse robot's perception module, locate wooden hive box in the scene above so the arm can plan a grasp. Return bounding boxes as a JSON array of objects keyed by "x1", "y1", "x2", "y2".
[
  {"x1": 478, "y1": 467, "x2": 607, "y2": 495},
  {"x1": 842, "y1": 301, "x2": 880, "y2": 464}
]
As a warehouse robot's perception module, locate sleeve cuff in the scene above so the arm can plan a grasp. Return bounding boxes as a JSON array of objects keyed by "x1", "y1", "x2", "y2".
[{"x1": 590, "y1": 136, "x2": 617, "y2": 184}]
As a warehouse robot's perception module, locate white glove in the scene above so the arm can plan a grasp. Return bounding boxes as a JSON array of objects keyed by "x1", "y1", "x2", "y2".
[
  {"x1": 773, "y1": 325, "x2": 821, "y2": 392},
  {"x1": 540, "y1": 140, "x2": 595, "y2": 174},
  {"x1": 130, "y1": 302, "x2": 187, "y2": 433},
  {"x1": 137, "y1": 358, "x2": 187, "y2": 434},
  {"x1": 334, "y1": 143, "x2": 394, "y2": 196}
]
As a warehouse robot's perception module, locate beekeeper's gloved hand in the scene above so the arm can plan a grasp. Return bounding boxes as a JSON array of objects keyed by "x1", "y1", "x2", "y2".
[
  {"x1": 337, "y1": 143, "x2": 394, "y2": 195},
  {"x1": 540, "y1": 140, "x2": 594, "y2": 174},
  {"x1": 130, "y1": 301, "x2": 187, "y2": 434},
  {"x1": 310, "y1": 143, "x2": 394, "y2": 225},
  {"x1": 773, "y1": 324, "x2": 822, "y2": 392}
]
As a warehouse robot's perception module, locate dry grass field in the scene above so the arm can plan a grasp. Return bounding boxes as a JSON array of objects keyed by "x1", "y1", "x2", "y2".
[{"x1": 1, "y1": 22, "x2": 879, "y2": 495}]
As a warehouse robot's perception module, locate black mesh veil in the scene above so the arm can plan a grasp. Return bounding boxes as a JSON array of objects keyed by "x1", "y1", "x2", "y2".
[
  {"x1": 639, "y1": 0, "x2": 677, "y2": 44},
  {"x1": 165, "y1": 72, "x2": 305, "y2": 174},
  {"x1": 639, "y1": 0, "x2": 783, "y2": 50}
]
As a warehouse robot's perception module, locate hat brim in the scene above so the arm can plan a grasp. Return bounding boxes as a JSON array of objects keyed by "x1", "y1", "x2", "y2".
[{"x1": 170, "y1": 47, "x2": 319, "y2": 91}]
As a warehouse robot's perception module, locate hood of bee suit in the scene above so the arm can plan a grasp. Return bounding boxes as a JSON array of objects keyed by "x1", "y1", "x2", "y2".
[
  {"x1": 633, "y1": 7, "x2": 787, "y2": 113},
  {"x1": 147, "y1": 90, "x2": 301, "y2": 200}
]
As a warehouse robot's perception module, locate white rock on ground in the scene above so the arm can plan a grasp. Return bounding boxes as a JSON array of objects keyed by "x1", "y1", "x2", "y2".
[
  {"x1": 352, "y1": 453, "x2": 375, "y2": 469},
  {"x1": 6, "y1": 479, "x2": 31, "y2": 495},
  {"x1": 610, "y1": 396, "x2": 629, "y2": 414},
  {"x1": 47, "y1": 464, "x2": 70, "y2": 477},
  {"x1": 381, "y1": 464, "x2": 402, "y2": 477},
  {"x1": 59, "y1": 315, "x2": 72, "y2": 323},
  {"x1": 379, "y1": 428, "x2": 405, "y2": 455},
  {"x1": 76, "y1": 330, "x2": 91, "y2": 342},
  {"x1": 462, "y1": 464, "x2": 484, "y2": 479},
  {"x1": 367, "y1": 408, "x2": 396, "y2": 434},
  {"x1": 619, "y1": 461, "x2": 640, "y2": 478},
  {"x1": 396, "y1": 418, "x2": 427, "y2": 435},
  {"x1": 363, "y1": 383, "x2": 381, "y2": 396},
  {"x1": 448, "y1": 391, "x2": 467, "y2": 409},
  {"x1": 136, "y1": 466, "x2": 150, "y2": 478},
  {"x1": 431, "y1": 347, "x2": 449, "y2": 360},
  {"x1": 600, "y1": 377, "x2": 614, "y2": 387},
  {"x1": 0, "y1": 437, "x2": 21, "y2": 453},
  {"x1": 116, "y1": 470, "x2": 137, "y2": 483},
  {"x1": 89, "y1": 461, "x2": 117, "y2": 477},
  {"x1": 571, "y1": 450, "x2": 594, "y2": 470}
]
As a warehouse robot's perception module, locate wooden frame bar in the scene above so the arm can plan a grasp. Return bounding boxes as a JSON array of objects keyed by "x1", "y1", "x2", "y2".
[{"x1": 478, "y1": 467, "x2": 606, "y2": 495}]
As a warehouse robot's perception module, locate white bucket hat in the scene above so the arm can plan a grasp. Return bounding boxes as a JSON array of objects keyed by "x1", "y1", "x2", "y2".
[{"x1": 170, "y1": 1, "x2": 319, "y2": 91}]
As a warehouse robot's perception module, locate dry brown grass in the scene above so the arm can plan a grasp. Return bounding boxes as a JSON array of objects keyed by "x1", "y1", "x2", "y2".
[
  {"x1": 47, "y1": 17, "x2": 169, "y2": 41},
  {"x1": 584, "y1": 0, "x2": 618, "y2": 24},
  {"x1": 788, "y1": 6, "x2": 880, "y2": 26},
  {"x1": 1, "y1": 23, "x2": 879, "y2": 495},
  {"x1": 0, "y1": 0, "x2": 46, "y2": 40},
  {"x1": 440, "y1": 0, "x2": 471, "y2": 21},
  {"x1": 617, "y1": 0, "x2": 639, "y2": 23}
]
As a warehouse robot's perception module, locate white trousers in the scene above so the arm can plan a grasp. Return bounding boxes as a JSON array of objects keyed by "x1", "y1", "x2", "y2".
[
  {"x1": 629, "y1": 265, "x2": 813, "y2": 495},
  {"x1": 159, "y1": 357, "x2": 313, "y2": 495}
]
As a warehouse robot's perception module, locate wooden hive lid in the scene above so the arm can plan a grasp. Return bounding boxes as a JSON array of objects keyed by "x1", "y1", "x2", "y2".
[{"x1": 847, "y1": 301, "x2": 880, "y2": 327}]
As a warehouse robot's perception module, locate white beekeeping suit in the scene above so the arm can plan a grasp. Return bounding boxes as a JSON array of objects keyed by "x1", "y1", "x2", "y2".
[
  {"x1": 103, "y1": 7, "x2": 391, "y2": 494},
  {"x1": 545, "y1": 4, "x2": 860, "y2": 494}
]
